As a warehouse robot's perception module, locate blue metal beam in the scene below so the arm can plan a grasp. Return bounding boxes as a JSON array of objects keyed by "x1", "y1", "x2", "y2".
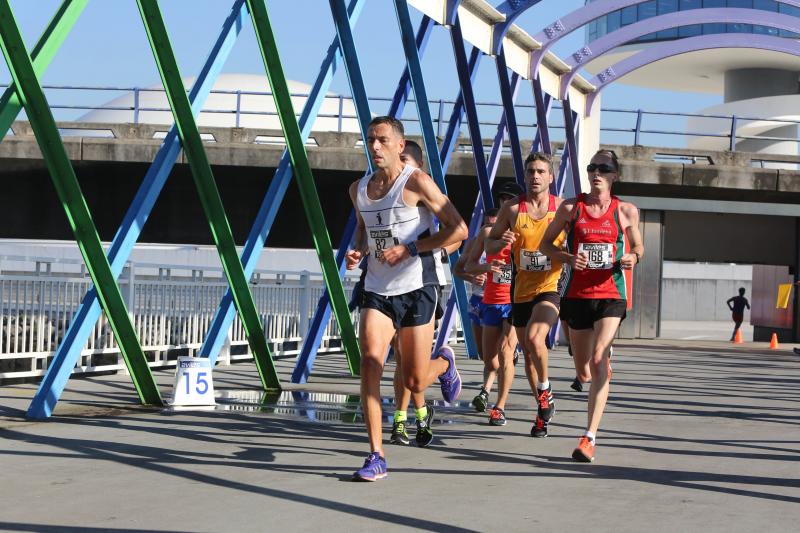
[
  {"x1": 435, "y1": 71, "x2": 523, "y2": 357},
  {"x1": 393, "y1": 0, "x2": 472, "y2": 358},
  {"x1": 388, "y1": 15, "x2": 434, "y2": 119},
  {"x1": 532, "y1": 75, "x2": 552, "y2": 155},
  {"x1": 495, "y1": 50, "x2": 525, "y2": 189},
  {"x1": 562, "y1": 96, "x2": 582, "y2": 196},
  {"x1": 198, "y1": 0, "x2": 366, "y2": 367},
  {"x1": 27, "y1": 0, "x2": 249, "y2": 420},
  {"x1": 290, "y1": 0, "x2": 375, "y2": 384},
  {"x1": 449, "y1": 15, "x2": 493, "y2": 212},
  {"x1": 290, "y1": 9, "x2": 434, "y2": 383}
]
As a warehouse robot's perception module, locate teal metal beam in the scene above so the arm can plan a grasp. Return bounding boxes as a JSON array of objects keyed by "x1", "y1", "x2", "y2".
[
  {"x1": 135, "y1": 0, "x2": 280, "y2": 390},
  {"x1": 246, "y1": 0, "x2": 360, "y2": 373},
  {"x1": 0, "y1": 0, "x2": 161, "y2": 405},
  {"x1": 0, "y1": 0, "x2": 87, "y2": 138}
]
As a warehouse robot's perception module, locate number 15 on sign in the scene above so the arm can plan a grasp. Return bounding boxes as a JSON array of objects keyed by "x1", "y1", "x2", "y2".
[{"x1": 171, "y1": 356, "x2": 216, "y2": 407}]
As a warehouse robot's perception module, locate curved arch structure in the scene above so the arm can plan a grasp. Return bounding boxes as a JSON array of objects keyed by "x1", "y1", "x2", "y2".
[
  {"x1": 585, "y1": 34, "x2": 800, "y2": 114},
  {"x1": 560, "y1": 9, "x2": 800, "y2": 99},
  {"x1": 492, "y1": 0, "x2": 544, "y2": 54},
  {"x1": 528, "y1": 0, "x2": 800, "y2": 77}
]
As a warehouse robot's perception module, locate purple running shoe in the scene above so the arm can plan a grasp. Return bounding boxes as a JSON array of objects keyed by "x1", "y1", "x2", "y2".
[
  {"x1": 437, "y1": 345, "x2": 462, "y2": 403},
  {"x1": 352, "y1": 452, "x2": 387, "y2": 482}
]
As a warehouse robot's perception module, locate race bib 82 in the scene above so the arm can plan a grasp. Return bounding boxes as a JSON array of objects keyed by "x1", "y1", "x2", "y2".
[{"x1": 369, "y1": 228, "x2": 398, "y2": 260}]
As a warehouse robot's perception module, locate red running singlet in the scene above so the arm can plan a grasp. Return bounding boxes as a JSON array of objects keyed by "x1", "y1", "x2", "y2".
[
  {"x1": 482, "y1": 244, "x2": 512, "y2": 304},
  {"x1": 563, "y1": 194, "x2": 627, "y2": 300}
]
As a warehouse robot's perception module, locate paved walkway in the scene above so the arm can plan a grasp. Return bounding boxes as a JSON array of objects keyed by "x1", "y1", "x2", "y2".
[{"x1": 1, "y1": 338, "x2": 798, "y2": 532}]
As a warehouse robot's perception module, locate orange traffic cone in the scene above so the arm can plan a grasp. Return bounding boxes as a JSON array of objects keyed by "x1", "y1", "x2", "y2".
[
  {"x1": 769, "y1": 333, "x2": 779, "y2": 350},
  {"x1": 733, "y1": 329, "x2": 743, "y2": 344}
]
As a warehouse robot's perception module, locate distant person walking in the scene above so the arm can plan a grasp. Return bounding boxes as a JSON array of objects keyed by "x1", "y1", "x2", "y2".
[{"x1": 726, "y1": 287, "x2": 750, "y2": 341}]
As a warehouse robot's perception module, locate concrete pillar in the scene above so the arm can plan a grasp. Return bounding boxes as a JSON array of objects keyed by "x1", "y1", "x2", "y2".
[{"x1": 619, "y1": 209, "x2": 663, "y2": 339}]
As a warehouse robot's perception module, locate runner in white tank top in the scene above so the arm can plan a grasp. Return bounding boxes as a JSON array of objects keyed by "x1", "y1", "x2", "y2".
[{"x1": 345, "y1": 117, "x2": 467, "y2": 482}]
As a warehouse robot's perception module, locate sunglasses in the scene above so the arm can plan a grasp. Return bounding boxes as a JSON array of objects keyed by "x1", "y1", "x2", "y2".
[{"x1": 587, "y1": 163, "x2": 616, "y2": 174}]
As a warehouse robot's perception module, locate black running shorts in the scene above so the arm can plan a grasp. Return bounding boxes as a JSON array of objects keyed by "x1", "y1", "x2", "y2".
[
  {"x1": 361, "y1": 285, "x2": 438, "y2": 329},
  {"x1": 559, "y1": 298, "x2": 627, "y2": 330},
  {"x1": 511, "y1": 291, "x2": 560, "y2": 328}
]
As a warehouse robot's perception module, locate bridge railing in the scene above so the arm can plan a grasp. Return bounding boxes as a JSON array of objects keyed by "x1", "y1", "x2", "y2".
[
  {"x1": 0, "y1": 255, "x2": 462, "y2": 381},
  {"x1": 3, "y1": 84, "x2": 800, "y2": 153}
]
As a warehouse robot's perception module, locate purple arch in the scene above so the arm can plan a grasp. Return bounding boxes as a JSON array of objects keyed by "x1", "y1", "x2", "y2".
[
  {"x1": 560, "y1": 9, "x2": 800, "y2": 99},
  {"x1": 528, "y1": 0, "x2": 800, "y2": 77},
  {"x1": 584, "y1": 33, "x2": 800, "y2": 114},
  {"x1": 492, "y1": 0, "x2": 544, "y2": 54}
]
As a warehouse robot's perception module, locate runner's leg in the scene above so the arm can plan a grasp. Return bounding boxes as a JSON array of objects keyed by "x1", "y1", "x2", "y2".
[
  {"x1": 585, "y1": 316, "x2": 621, "y2": 435},
  {"x1": 494, "y1": 322, "x2": 516, "y2": 410},
  {"x1": 359, "y1": 308, "x2": 397, "y2": 455}
]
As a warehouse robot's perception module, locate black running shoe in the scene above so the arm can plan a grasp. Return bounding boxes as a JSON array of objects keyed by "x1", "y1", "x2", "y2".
[
  {"x1": 390, "y1": 419, "x2": 410, "y2": 445},
  {"x1": 531, "y1": 416, "x2": 548, "y2": 438},
  {"x1": 570, "y1": 377, "x2": 583, "y2": 392},
  {"x1": 536, "y1": 387, "x2": 555, "y2": 422},
  {"x1": 471, "y1": 389, "x2": 489, "y2": 412},
  {"x1": 415, "y1": 405, "x2": 435, "y2": 448}
]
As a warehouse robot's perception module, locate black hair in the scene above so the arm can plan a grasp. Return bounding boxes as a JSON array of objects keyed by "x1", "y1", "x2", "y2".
[
  {"x1": 739, "y1": 287, "x2": 746, "y2": 295},
  {"x1": 594, "y1": 149, "x2": 620, "y2": 174},
  {"x1": 402, "y1": 139, "x2": 424, "y2": 169},
  {"x1": 368, "y1": 116, "x2": 404, "y2": 137},
  {"x1": 486, "y1": 207, "x2": 500, "y2": 217},
  {"x1": 524, "y1": 151, "x2": 554, "y2": 174}
]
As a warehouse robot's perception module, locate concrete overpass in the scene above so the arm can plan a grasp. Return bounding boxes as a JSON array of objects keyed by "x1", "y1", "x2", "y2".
[{"x1": 2, "y1": 121, "x2": 799, "y2": 341}]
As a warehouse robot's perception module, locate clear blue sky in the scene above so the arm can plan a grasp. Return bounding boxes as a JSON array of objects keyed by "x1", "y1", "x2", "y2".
[{"x1": 1, "y1": 0, "x2": 721, "y2": 146}]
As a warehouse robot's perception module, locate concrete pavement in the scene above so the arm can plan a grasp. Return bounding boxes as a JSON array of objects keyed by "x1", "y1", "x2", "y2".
[{"x1": 1, "y1": 338, "x2": 798, "y2": 532}]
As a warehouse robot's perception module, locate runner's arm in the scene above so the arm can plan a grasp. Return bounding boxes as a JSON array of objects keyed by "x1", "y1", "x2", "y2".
[
  {"x1": 346, "y1": 181, "x2": 368, "y2": 270},
  {"x1": 485, "y1": 202, "x2": 516, "y2": 255},
  {"x1": 454, "y1": 236, "x2": 487, "y2": 285},
  {"x1": 619, "y1": 203, "x2": 643, "y2": 270},
  {"x1": 541, "y1": 201, "x2": 583, "y2": 268},
  {"x1": 381, "y1": 171, "x2": 467, "y2": 266},
  {"x1": 464, "y1": 228, "x2": 502, "y2": 275}
]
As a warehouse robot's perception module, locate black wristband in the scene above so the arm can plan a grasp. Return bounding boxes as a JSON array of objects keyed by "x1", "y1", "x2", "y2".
[
  {"x1": 406, "y1": 241, "x2": 419, "y2": 257},
  {"x1": 633, "y1": 251, "x2": 641, "y2": 263}
]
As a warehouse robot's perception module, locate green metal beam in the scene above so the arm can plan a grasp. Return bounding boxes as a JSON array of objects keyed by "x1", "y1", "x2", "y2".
[
  {"x1": 135, "y1": 0, "x2": 280, "y2": 390},
  {"x1": 246, "y1": 0, "x2": 360, "y2": 374},
  {"x1": 0, "y1": 0, "x2": 161, "y2": 405},
  {"x1": 0, "y1": 0, "x2": 87, "y2": 138}
]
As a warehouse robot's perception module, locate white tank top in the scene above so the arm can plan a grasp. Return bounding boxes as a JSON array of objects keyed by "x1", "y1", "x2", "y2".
[{"x1": 357, "y1": 165, "x2": 443, "y2": 296}]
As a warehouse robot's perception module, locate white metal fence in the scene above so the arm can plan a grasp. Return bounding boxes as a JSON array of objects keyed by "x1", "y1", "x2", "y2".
[{"x1": 0, "y1": 255, "x2": 461, "y2": 381}]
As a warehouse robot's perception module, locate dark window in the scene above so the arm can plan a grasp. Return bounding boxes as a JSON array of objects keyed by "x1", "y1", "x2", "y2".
[
  {"x1": 607, "y1": 11, "x2": 621, "y2": 33},
  {"x1": 727, "y1": 23, "x2": 753, "y2": 32},
  {"x1": 753, "y1": 0, "x2": 777, "y2": 11},
  {"x1": 621, "y1": 6, "x2": 638, "y2": 25},
  {"x1": 639, "y1": 31, "x2": 659, "y2": 41},
  {"x1": 587, "y1": 19, "x2": 598, "y2": 39},
  {"x1": 596, "y1": 16, "x2": 608, "y2": 38},
  {"x1": 680, "y1": 0, "x2": 702, "y2": 9},
  {"x1": 657, "y1": 0, "x2": 679, "y2": 15},
  {"x1": 727, "y1": 0, "x2": 752, "y2": 7},
  {"x1": 702, "y1": 0, "x2": 725, "y2": 7},
  {"x1": 678, "y1": 24, "x2": 703, "y2": 37},
  {"x1": 638, "y1": 0, "x2": 658, "y2": 20},
  {"x1": 702, "y1": 22, "x2": 727, "y2": 34},
  {"x1": 657, "y1": 27, "x2": 679, "y2": 39},
  {"x1": 753, "y1": 25, "x2": 779, "y2": 36},
  {"x1": 778, "y1": 5, "x2": 800, "y2": 37}
]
